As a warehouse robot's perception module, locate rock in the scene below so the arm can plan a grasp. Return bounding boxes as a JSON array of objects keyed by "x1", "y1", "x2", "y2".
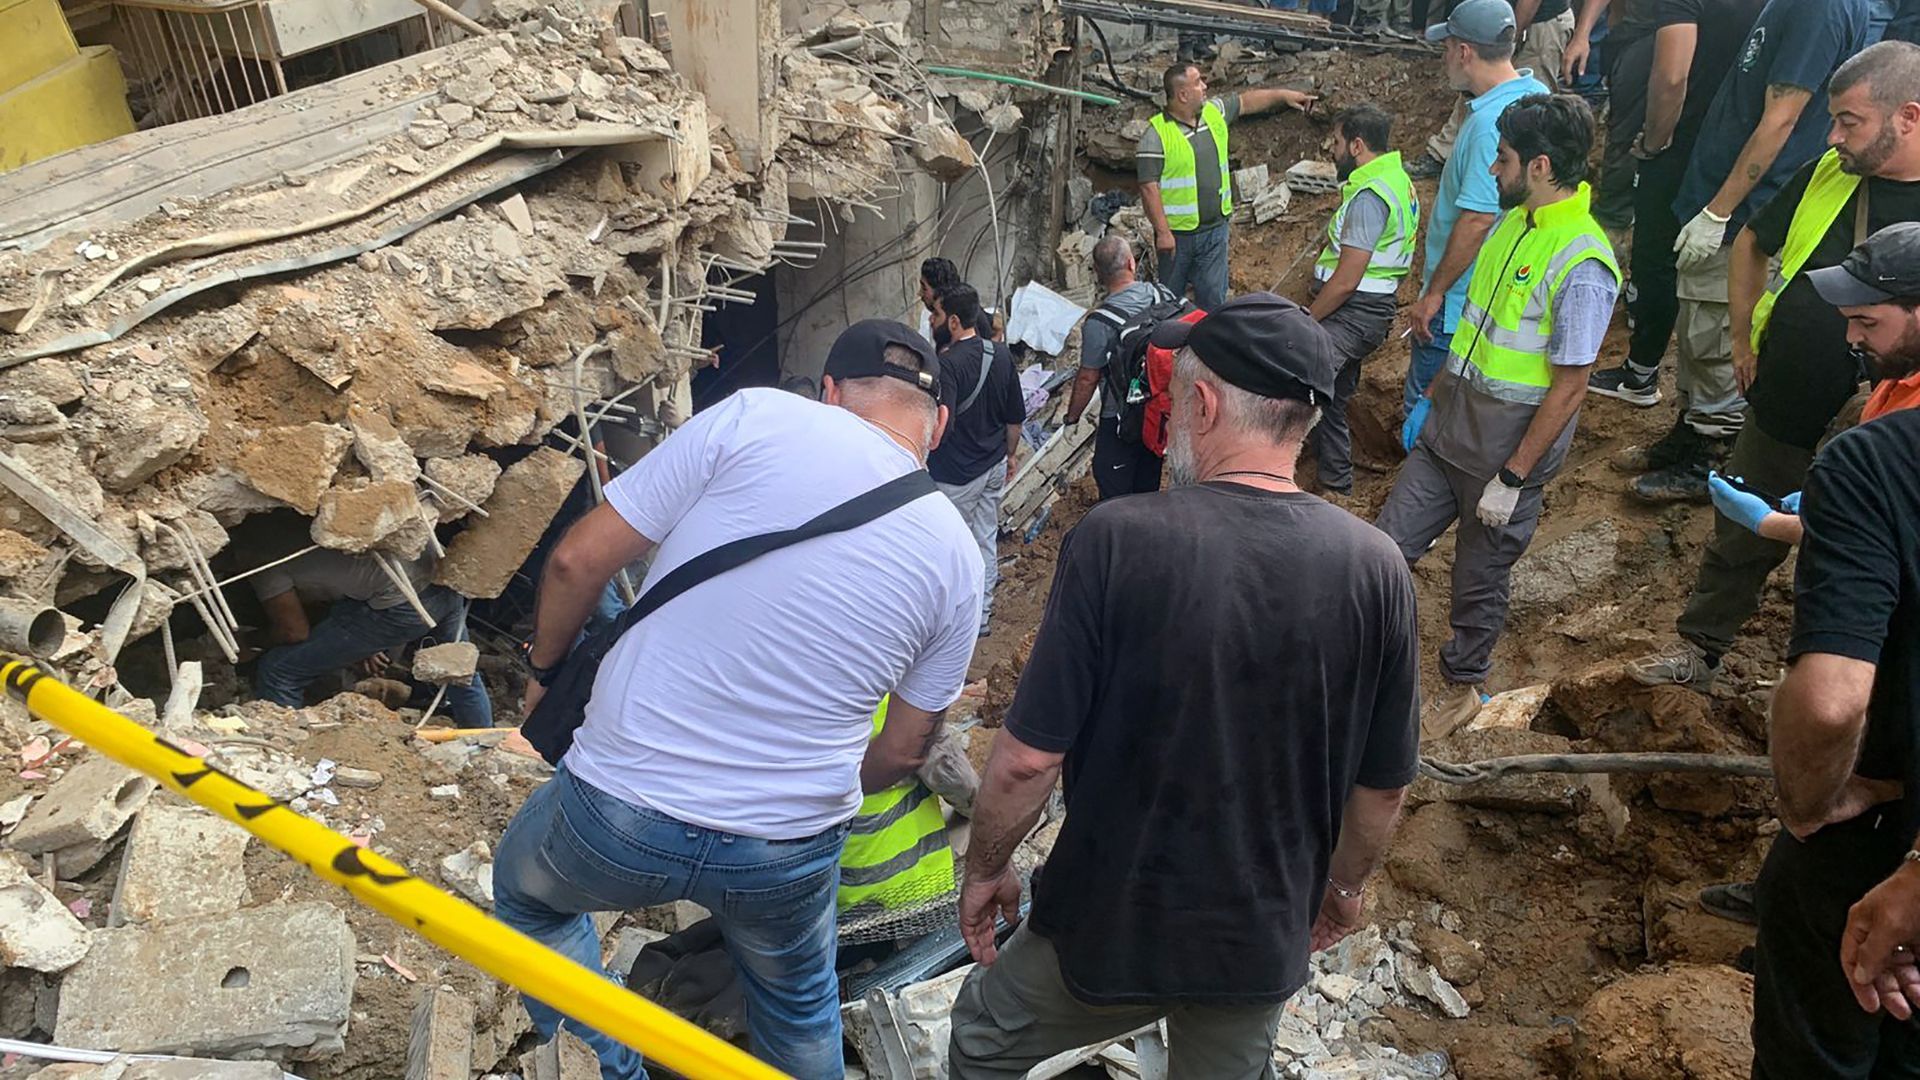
[
  {"x1": 0, "y1": 855, "x2": 91, "y2": 972},
  {"x1": 443, "y1": 75, "x2": 495, "y2": 107},
  {"x1": 10, "y1": 754, "x2": 156, "y2": 857},
  {"x1": 54, "y1": 901, "x2": 356, "y2": 1058},
  {"x1": 311, "y1": 479, "x2": 427, "y2": 555},
  {"x1": 95, "y1": 403, "x2": 207, "y2": 492},
  {"x1": 441, "y1": 841, "x2": 494, "y2": 906},
  {"x1": 1272, "y1": 1012, "x2": 1329, "y2": 1060},
  {"x1": 1315, "y1": 970, "x2": 1361, "y2": 1003},
  {"x1": 406, "y1": 987, "x2": 475, "y2": 1080},
  {"x1": 409, "y1": 119, "x2": 450, "y2": 149},
  {"x1": 1467, "y1": 683, "x2": 1551, "y2": 732},
  {"x1": 913, "y1": 122, "x2": 977, "y2": 181},
  {"x1": 109, "y1": 799, "x2": 250, "y2": 926},
  {"x1": 1574, "y1": 965, "x2": 1752, "y2": 1080},
  {"x1": 982, "y1": 102, "x2": 1022, "y2": 133},
  {"x1": 414, "y1": 641, "x2": 479, "y2": 684},
  {"x1": 348, "y1": 405, "x2": 420, "y2": 484},
  {"x1": 498, "y1": 193, "x2": 535, "y2": 236},
  {"x1": 333, "y1": 766, "x2": 384, "y2": 789},
  {"x1": 234, "y1": 422, "x2": 352, "y2": 515},
  {"x1": 0, "y1": 358, "x2": 87, "y2": 406},
  {"x1": 520, "y1": 1029, "x2": 600, "y2": 1080},
  {"x1": 0, "y1": 528, "x2": 50, "y2": 578},
  {"x1": 1413, "y1": 923, "x2": 1486, "y2": 985},
  {"x1": 1398, "y1": 958, "x2": 1470, "y2": 1018},
  {"x1": 436, "y1": 102, "x2": 476, "y2": 127},
  {"x1": 576, "y1": 67, "x2": 611, "y2": 98},
  {"x1": 139, "y1": 509, "x2": 229, "y2": 574},
  {"x1": 430, "y1": 784, "x2": 462, "y2": 801},
  {"x1": 423, "y1": 454, "x2": 502, "y2": 522},
  {"x1": 614, "y1": 36, "x2": 670, "y2": 73},
  {"x1": 0, "y1": 792, "x2": 32, "y2": 829},
  {"x1": 1510, "y1": 520, "x2": 1621, "y2": 616},
  {"x1": 435, "y1": 447, "x2": 584, "y2": 599}
]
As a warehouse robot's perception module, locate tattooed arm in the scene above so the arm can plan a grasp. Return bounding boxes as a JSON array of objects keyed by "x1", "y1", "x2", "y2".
[
  {"x1": 960, "y1": 731, "x2": 1064, "y2": 964},
  {"x1": 1704, "y1": 83, "x2": 1813, "y2": 219}
]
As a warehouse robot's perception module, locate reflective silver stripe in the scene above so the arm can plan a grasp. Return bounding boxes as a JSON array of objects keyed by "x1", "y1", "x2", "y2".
[
  {"x1": 1461, "y1": 297, "x2": 1547, "y2": 351},
  {"x1": 1353, "y1": 277, "x2": 1401, "y2": 294},
  {"x1": 1448, "y1": 352, "x2": 1550, "y2": 405},
  {"x1": 848, "y1": 784, "x2": 934, "y2": 836},
  {"x1": 1159, "y1": 176, "x2": 1199, "y2": 191},
  {"x1": 838, "y1": 828, "x2": 950, "y2": 887}
]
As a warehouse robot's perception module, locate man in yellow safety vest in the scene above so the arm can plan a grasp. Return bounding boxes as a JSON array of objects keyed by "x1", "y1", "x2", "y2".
[
  {"x1": 1135, "y1": 63, "x2": 1315, "y2": 311},
  {"x1": 1379, "y1": 93, "x2": 1620, "y2": 739},
  {"x1": 1624, "y1": 41, "x2": 1920, "y2": 698},
  {"x1": 1304, "y1": 103, "x2": 1420, "y2": 498},
  {"x1": 837, "y1": 696, "x2": 977, "y2": 918}
]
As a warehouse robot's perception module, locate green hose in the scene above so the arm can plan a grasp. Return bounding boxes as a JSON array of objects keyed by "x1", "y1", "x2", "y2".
[{"x1": 924, "y1": 65, "x2": 1123, "y2": 107}]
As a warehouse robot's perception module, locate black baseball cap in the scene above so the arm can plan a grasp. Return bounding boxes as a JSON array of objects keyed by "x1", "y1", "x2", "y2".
[
  {"x1": 1809, "y1": 222, "x2": 1920, "y2": 307},
  {"x1": 824, "y1": 320, "x2": 943, "y2": 403},
  {"x1": 1148, "y1": 292, "x2": 1336, "y2": 404}
]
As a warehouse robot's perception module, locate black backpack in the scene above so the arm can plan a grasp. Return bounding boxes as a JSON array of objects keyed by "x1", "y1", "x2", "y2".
[{"x1": 1086, "y1": 285, "x2": 1192, "y2": 444}]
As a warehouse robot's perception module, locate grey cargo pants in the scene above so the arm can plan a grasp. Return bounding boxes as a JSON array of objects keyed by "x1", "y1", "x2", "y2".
[{"x1": 1375, "y1": 444, "x2": 1546, "y2": 686}]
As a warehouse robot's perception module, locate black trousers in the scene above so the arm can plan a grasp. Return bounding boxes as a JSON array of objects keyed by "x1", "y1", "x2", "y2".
[
  {"x1": 1752, "y1": 806, "x2": 1920, "y2": 1079},
  {"x1": 1627, "y1": 143, "x2": 1690, "y2": 369},
  {"x1": 1595, "y1": 31, "x2": 1654, "y2": 230},
  {"x1": 1093, "y1": 417, "x2": 1164, "y2": 500}
]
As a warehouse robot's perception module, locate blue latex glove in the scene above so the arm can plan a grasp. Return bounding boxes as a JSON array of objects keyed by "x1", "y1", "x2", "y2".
[
  {"x1": 1401, "y1": 398, "x2": 1431, "y2": 453},
  {"x1": 1781, "y1": 490, "x2": 1802, "y2": 515},
  {"x1": 1708, "y1": 471, "x2": 1773, "y2": 535}
]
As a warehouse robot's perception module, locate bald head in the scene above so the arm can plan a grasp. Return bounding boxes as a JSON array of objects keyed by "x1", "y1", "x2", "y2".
[{"x1": 1092, "y1": 235, "x2": 1137, "y2": 290}]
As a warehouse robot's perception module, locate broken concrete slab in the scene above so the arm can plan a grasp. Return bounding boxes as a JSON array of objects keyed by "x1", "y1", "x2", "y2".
[
  {"x1": 55, "y1": 900, "x2": 356, "y2": 1058},
  {"x1": 912, "y1": 122, "x2": 977, "y2": 181},
  {"x1": 1466, "y1": 683, "x2": 1551, "y2": 733},
  {"x1": 29, "y1": 1062, "x2": 284, "y2": 1079},
  {"x1": 348, "y1": 405, "x2": 421, "y2": 484},
  {"x1": 414, "y1": 641, "x2": 479, "y2": 684},
  {"x1": 110, "y1": 799, "x2": 251, "y2": 926},
  {"x1": 9, "y1": 754, "x2": 156, "y2": 857},
  {"x1": 520, "y1": 1029, "x2": 600, "y2": 1080},
  {"x1": 234, "y1": 422, "x2": 352, "y2": 515},
  {"x1": 334, "y1": 766, "x2": 384, "y2": 788},
  {"x1": 499, "y1": 192, "x2": 535, "y2": 236},
  {"x1": 423, "y1": 453, "x2": 502, "y2": 523},
  {"x1": 435, "y1": 446, "x2": 584, "y2": 599},
  {"x1": 311, "y1": 479, "x2": 427, "y2": 555},
  {"x1": 406, "y1": 987, "x2": 476, "y2": 1080},
  {"x1": 0, "y1": 854, "x2": 92, "y2": 972},
  {"x1": 1397, "y1": 957, "x2": 1470, "y2": 1018},
  {"x1": 441, "y1": 840, "x2": 494, "y2": 907}
]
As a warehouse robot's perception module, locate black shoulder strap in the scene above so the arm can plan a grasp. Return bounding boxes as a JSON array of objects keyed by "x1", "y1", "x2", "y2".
[
  {"x1": 958, "y1": 341, "x2": 996, "y2": 415},
  {"x1": 606, "y1": 469, "x2": 939, "y2": 643}
]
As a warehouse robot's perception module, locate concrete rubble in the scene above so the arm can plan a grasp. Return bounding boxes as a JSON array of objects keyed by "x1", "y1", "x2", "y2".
[
  {"x1": 0, "y1": 854, "x2": 91, "y2": 972},
  {"x1": 108, "y1": 798, "x2": 251, "y2": 926},
  {"x1": 9, "y1": 755, "x2": 156, "y2": 874}
]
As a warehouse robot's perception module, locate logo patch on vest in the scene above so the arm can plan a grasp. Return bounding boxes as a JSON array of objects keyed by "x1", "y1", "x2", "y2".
[{"x1": 1514, "y1": 264, "x2": 1534, "y2": 285}]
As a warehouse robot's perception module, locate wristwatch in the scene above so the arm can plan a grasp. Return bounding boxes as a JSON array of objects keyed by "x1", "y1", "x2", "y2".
[
  {"x1": 520, "y1": 640, "x2": 564, "y2": 687},
  {"x1": 1497, "y1": 466, "x2": 1527, "y2": 489}
]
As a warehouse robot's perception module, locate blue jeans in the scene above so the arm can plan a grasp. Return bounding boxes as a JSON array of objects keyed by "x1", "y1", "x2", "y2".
[
  {"x1": 492, "y1": 767, "x2": 849, "y2": 1080},
  {"x1": 255, "y1": 585, "x2": 492, "y2": 728},
  {"x1": 1164, "y1": 222, "x2": 1230, "y2": 311},
  {"x1": 1403, "y1": 313, "x2": 1453, "y2": 416}
]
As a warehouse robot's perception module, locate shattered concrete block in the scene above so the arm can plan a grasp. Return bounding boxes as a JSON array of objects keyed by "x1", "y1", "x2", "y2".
[
  {"x1": 93, "y1": 402, "x2": 208, "y2": 492},
  {"x1": 406, "y1": 987, "x2": 476, "y2": 1080},
  {"x1": 55, "y1": 901, "x2": 356, "y2": 1058},
  {"x1": 442, "y1": 842, "x2": 494, "y2": 907},
  {"x1": 1397, "y1": 957, "x2": 1470, "y2": 1018},
  {"x1": 0, "y1": 855, "x2": 91, "y2": 972},
  {"x1": 436, "y1": 447, "x2": 585, "y2": 598},
  {"x1": 1467, "y1": 683, "x2": 1551, "y2": 733},
  {"x1": 126, "y1": 579, "x2": 180, "y2": 644},
  {"x1": 912, "y1": 122, "x2": 977, "y2": 181},
  {"x1": 311, "y1": 479, "x2": 427, "y2": 555},
  {"x1": 0, "y1": 358, "x2": 87, "y2": 407},
  {"x1": 348, "y1": 405, "x2": 421, "y2": 484},
  {"x1": 982, "y1": 102, "x2": 1022, "y2": 134},
  {"x1": 648, "y1": 899, "x2": 709, "y2": 933},
  {"x1": 1231, "y1": 163, "x2": 1270, "y2": 203},
  {"x1": 9, "y1": 754, "x2": 156, "y2": 856},
  {"x1": 520, "y1": 1030, "x2": 600, "y2": 1080},
  {"x1": 423, "y1": 454, "x2": 502, "y2": 523},
  {"x1": 614, "y1": 36, "x2": 670, "y2": 73},
  {"x1": 138, "y1": 508, "x2": 230, "y2": 574},
  {"x1": 234, "y1": 422, "x2": 352, "y2": 515},
  {"x1": 110, "y1": 799, "x2": 250, "y2": 926},
  {"x1": 30, "y1": 1062, "x2": 284, "y2": 1079},
  {"x1": 498, "y1": 193, "x2": 535, "y2": 236},
  {"x1": 414, "y1": 642, "x2": 479, "y2": 684},
  {"x1": 430, "y1": 784, "x2": 462, "y2": 801},
  {"x1": 333, "y1": 766, "x2": 383, "y2": 788}
]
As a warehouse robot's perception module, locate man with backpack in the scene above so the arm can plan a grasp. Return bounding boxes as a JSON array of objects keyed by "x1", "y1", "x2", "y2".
[
  {"x1": 1067, "y1": 236, "x2": 1191, "y2": 499},
  {"x1": 1306, "y1": 104, "x2": 1420, "y2": 498},
  {"x1": 499, "y1": 320, "x2": 982, "y2": 1079},
  {"x1": 930, "y1": 283, "x2": 1028, "y2": 629}
]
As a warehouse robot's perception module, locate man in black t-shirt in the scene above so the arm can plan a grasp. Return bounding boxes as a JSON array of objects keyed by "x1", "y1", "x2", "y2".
[
  {"x1": 946, "y1": 295, "x2": 1420, "y2": 1079},
  {"x1": 1626, "y1": 42, "x2": 1920, "y2": 694},
  {"x1": 1752, "y1": 405, "x2": 1920, "y2": 1076},
  {"x1": 928, "y1": 283, "x2": 1027, "y2": 630}
]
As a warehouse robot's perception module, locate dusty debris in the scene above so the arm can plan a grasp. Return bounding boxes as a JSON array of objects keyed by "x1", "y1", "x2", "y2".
[
  {"x1": 9, "y1": 756, "x2": 156, "y2": 867},
  {"x1": 0, "y1": 854, "x2": 92, "y2": 972},
  {"x1": 434, "y1": 446, "x2": 586, "y2": 599},
  {"x1": 1575, "y1": 965, "x2": 1753, "y2": 1080},
  {"x1": 413, "y1": 642, "x2": 480, "y2": 684},
  {"x1": 441, "y1": 840, "x2": 495, "y2": 907},
  {"x1": 234, "y1": 423, "x2": 353, "y2": 516}
]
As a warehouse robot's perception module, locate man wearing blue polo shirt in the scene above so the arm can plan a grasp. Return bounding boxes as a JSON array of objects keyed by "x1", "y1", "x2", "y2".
[{"x1": 1401, "y1": 0, "x2": 1551, "y2": 415}]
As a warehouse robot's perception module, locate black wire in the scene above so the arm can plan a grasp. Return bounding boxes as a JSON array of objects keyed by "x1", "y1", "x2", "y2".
[{"x1": 1079, "y1": 15, "x2": 1158, "y2": 102}]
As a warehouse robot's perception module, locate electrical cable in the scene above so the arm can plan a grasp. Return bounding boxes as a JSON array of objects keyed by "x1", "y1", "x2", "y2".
[{"x1": 1078, "y1": 15, "x2": 1158, "y2": 102}]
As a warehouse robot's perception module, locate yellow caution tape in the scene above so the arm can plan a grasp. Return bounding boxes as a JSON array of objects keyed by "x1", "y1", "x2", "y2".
[{"x1": 1, "y1": 661, "x2": 788, "y2": 1080}]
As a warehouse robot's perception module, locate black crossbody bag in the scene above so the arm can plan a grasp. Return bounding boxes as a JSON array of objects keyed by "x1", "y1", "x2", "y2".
[{"x1": 522, "y1": 469, "x2": 940, "y2": 764}]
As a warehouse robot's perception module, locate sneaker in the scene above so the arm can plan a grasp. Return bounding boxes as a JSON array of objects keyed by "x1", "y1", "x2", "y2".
[
  {"x1": 1698, "y1": 882, "x2": 1758, "y2": 926},
  {"x1": 1626, "y1": 639, "x2": 1719, "y2": 691},
  {"x1": 1630, "y1": 458, "x2": 1713, "y2": 502},
  {"x1": 1422, "y1": 680, "x2": 1488, "y2": 741},
  {"x1": 1588, "y1": 363, "x2": 1661, "y2": 407},
  {"x1": 1405, "y1": 153, "x2": 1446, "y2": 180}
]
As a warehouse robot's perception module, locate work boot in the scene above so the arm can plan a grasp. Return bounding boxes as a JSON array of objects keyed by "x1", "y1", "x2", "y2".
[
  {"x1": 1423, "y1": 681, "x2": 1488, "y2": 741},
  {"x1": 1405, "y1": 152, "x2": 1446, "y2": 180},
  {"x1": 1625, "y1": 639, "x2": 1719, "y2": 692},
  {"x1": 1611, "y1": 414, "x2": 1699, "y2": 473},
  {"x1": 1630, "y1": 456, "x2": 1713, "y2": 502},
  {"x1": 1698, "y1": 881, "x2": 1758, "y2": 926},
  {"x1": 1588, "y1": 361, "x2": 1661, "y2": 407}
]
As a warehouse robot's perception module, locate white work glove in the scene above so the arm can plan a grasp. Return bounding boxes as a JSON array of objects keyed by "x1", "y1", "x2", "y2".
[
  {"x1": 1476, "y1": 475, "x2": 1522, "y2": 527},
  {"x1": 1673, "y1": 207, "x2": 1731, "y2": 272}
]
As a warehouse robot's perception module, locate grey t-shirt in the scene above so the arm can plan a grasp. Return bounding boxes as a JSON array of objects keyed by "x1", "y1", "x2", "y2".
[
  {"x1": 1424, "y1": 259, "x2": 1619, "y2": 484},
  {"x1": 1135, "y1": 95, "x2": 1243, "y2": 231},
  {"x1": 1336, "y1": 189, "x2": 1390, "y2": 251},
  {"x1": 1080, "y1": 281, "x2": 1167, "y2": 419},
  {"x1": 251, "y1": 549, "x2": 432, "y2": 612}
]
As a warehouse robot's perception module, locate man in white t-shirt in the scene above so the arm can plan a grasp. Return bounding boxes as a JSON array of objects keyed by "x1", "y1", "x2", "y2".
[{"x1": 494, "y1": 321, "x2": 983, "y2": 1080}]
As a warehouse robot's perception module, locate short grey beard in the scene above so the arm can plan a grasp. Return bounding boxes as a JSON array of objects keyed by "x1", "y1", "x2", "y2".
[{"x1": 1166, "y1": 416, "x2": 1198, "y2": 487}]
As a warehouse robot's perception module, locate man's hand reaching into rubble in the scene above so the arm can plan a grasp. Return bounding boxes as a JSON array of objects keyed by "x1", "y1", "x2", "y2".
[
  {"x1": 962, "y1": 730, "x2": 1065, "y2": 965},
  {"x1": 1843, "y1": 851, "x2": 1920, "y2": 1019},
  {"x1": 960, "y1": 864, "x2": 1025, "y2": 966}
]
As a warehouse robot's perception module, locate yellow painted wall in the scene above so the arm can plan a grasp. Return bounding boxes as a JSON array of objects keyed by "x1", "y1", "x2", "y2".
[
  {"x1": 0, "y1": 45, "x2": 136, "y2": 174},
  {"x1": 0, "y1": 0, "x2": 79, "y2": 96}
]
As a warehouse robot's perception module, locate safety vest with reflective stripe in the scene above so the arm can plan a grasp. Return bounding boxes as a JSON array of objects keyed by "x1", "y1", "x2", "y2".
[
  {"x1": 836, "y1": 697, "x2": 956, "y2": 915},
  {"x1": 1148, "y1": 102, "x2": 1233, "y2": 233},
  {"x1": 1313, "y1": 151, "x2": 1420, "y2": 294},
  {"x1": 1751, "y1": 149, "x2": 1860, "y2": 352},
  {"x1": 1448, "y1": 182, "x2": 1620, "y2": 406}
]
